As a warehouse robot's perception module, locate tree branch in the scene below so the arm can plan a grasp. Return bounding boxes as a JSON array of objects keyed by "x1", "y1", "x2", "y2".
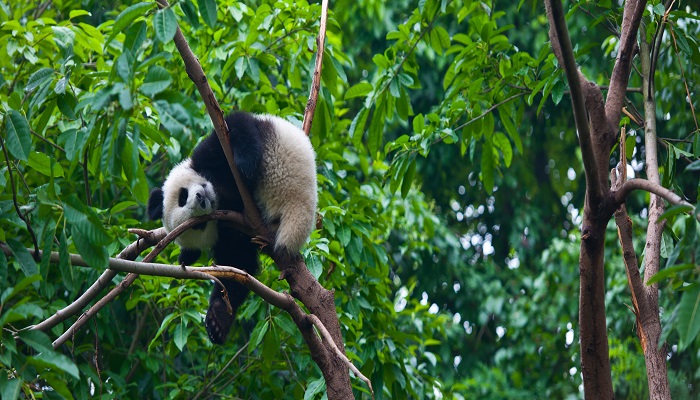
[
  {"x1": 614, "y1": 179, "x2": 694, "y2": 215},
  {"x1": 155, "y1": 0, "x2": 269, "y2": 240},
  {"x1": 605, "y1": 0, "x2": 646, "y2": 129},
  {"x1": 544, "y1": 0, "x2": 602, "y2": 201},
  {"x1": 308, "y1": 314, "x2": 373, "y2": 397},
  {"x1": 302, "y1": 0, "x2": 328, "y2": 136},
  {"x1": 28, "y1": 228, "x2": 164, "y2": 332}
]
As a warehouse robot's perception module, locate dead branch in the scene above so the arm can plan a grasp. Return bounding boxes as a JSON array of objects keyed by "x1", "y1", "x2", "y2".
[{"x1": 302, "y1": 0, "x2": 329, "y2": 136}]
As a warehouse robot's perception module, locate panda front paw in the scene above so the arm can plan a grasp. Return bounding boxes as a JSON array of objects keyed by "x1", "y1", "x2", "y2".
[{"x1": 205, "y1": 297, "x2": 234, "y2": 345}]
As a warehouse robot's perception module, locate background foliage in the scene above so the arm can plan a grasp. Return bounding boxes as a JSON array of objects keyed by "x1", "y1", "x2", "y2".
[{"x1": 0, "y1": 0, "x2": 698, "y2": 398}]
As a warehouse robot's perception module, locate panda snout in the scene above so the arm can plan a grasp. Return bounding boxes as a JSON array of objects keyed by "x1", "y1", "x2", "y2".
[{"x1": 196, "y1": 191, "x2": 208, "y2": 209}]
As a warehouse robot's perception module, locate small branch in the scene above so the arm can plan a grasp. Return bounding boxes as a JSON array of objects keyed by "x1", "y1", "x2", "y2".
[
  {"x1": 545, "y1": 0, "x2": 602, "y2": 201},
  {"x1": 308, "y1": 314, "x2": 374, "y2": 397},
  {"x1": 29, "y1": 229, "x2": 163, "y2": 332},
  {"x1": 614, "y1": 179, "x2": 694, "y2": 212},
  {"x1": 453, "y1": 92, "x2": 527, "y2": 132},
  {"x1": 0, "y1": 135, "x2": 40, "y2": 260},
  {"x1": 649, "y1": 0, "x2": 675, "y2": 99},
  {"x1": 302, "y1": 0, "x2": 328, "y2": 136}
]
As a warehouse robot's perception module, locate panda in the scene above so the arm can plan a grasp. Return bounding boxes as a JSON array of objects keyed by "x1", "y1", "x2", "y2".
[{"x1": 147, "y1": 111, "x2": 317, "y2": 344}]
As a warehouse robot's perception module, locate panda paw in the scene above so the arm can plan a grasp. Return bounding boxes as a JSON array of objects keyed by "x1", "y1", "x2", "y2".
[{"x1": 205, "y1": 297, "x2": 234, "y2": 345}]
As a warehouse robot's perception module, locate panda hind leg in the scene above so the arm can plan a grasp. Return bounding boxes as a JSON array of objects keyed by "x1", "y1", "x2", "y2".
[
  {"x1": 205, "y1": 279, "x2": 250, "y2": 344},
  {"x1": 205, "y1": 228, "x2": 259, "y2": 344}
]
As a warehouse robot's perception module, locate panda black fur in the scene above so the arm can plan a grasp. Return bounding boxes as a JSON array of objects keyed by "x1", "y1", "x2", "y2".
[{"x1": 148, "y1": 111, "x2": 317, "y2": 344}]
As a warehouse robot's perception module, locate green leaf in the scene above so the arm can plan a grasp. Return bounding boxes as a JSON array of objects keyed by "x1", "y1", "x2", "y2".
[
  {"x1": 646, "y1": 263, "x2": 695, "y2": 285},
  {"x1": 481, "y1": 140, "x2": 495, "y2": 194},
  {"x1": 674, "y1": 29, "x2": 692, "y2": 55},
  {"x1": 4, "y1": 110, "x2": 32, "y2": 161},
  {"x1": 350, "y1": 108, "x2": 369, "y2": 148},
  {"x1": 198, "y1": 0, "x2": 218, "y2": 28},
  {"x1": 6, "y1": 239, "x2": 39, "y2": 283},
  {"x1": 25, "y1": 68, "x2": 54, "y2": 92},
  {"x1": 174, "y1": 318, "x2": 187, "y2": 351},
  {"x1": 141, "y1": 66, "x2": 172, "y2": 96},
  {"x1": 658, "y1": 204, "x2": 693, "y2": 222},
  {"x1": 0, "y1": 274, "x2": 41, "y2": 304},
  {"x1": 345, "y1": 82, "x2": 373, "y2": 99},
  {"x1": 0, "y1": 375, "x2": 22, "y2": 400},
  {"x1": 401, "y1": 158, "x2": 416, "y2": 198},
  {"x1": 685, "y1": 159, "x2": 700, "y2": 172},
  {"x1": 58, "y1": 129, "x2": 87, "y2": 162},
  {"x1": 677, "y1": 285, "x2": 700, "y2": 350},
  {"x1": 154, "y1": 7, "x2": 177, "y2": 43},
  {"x1": 304, "y1": 376, "x2": 326, "y2": 400},
  {"x1": 493, "y1": 132, "x2": 513, "y2": 167},
  {"x1": 249, "y1": 319, "x2": 269, "y2": 351},
  {"x1": 106, "y1": 2, "x2": 153, "y2": 47},
  {"x1": 413, "y1": 113, "x2": 425, "y2": 133},
  {"x1": 116, "y1": 52, "x2": 133, "y2": 83},
  {"x1": 368, "y1": 101, "x2": 386, "y2": 157},
  {"x1": 28, "y1": 152, "x2": 64, "y2": 177}
]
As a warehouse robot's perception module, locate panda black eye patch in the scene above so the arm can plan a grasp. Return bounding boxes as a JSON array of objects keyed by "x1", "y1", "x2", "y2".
[{"x1": 178, "y1": 188, "x2": 189, "y2": 207}]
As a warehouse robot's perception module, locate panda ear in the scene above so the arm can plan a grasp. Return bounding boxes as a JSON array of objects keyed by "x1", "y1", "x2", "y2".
[{"x1": 148, "y1": 188, "x2": 164, "y2": 220}]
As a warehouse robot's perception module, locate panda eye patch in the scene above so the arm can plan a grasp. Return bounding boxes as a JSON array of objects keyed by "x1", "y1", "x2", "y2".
[{"x1": 178, "y1": 188, "x2": 189, "y2": 207}]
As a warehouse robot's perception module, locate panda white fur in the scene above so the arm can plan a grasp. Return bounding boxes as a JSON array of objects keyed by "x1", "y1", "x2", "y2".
[{"x1": 148, "y1": 111, "x2": 317, "y2": 344}]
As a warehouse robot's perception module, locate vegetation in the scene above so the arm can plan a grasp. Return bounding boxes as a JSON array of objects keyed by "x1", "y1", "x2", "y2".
[{"x1": 0, "y1": 0, "x2": 698, "y2": 398}]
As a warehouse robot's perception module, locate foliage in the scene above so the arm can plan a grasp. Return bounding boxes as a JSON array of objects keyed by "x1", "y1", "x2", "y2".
[{"x1": 0, "y1": 0, "x2": 698, "y2": 399}]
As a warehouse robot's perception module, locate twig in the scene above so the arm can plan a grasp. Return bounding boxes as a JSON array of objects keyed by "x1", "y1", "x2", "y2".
[
  {"x1": 302, "y1": 0, "x2": 329, "y2": 135},
  {"x1": 308, "y1": 314, "x2": 374, "y2": 397},
  {"x1": 0, "y1": 135, "x2": 40, "y2": 260},
  {"x1": 192, "y1": 342, "x2": 250, "y2": 400},
  {"x1": 29, "y1": 228, "x2": 164, "y2": 332}
]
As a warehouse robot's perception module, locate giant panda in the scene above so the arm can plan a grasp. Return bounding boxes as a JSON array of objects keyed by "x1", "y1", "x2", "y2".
[{"x1": 147, "y1": 111, "x2": 317, "y2": 344}]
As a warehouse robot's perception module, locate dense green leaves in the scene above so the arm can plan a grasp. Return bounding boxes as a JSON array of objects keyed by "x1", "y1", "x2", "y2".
[{"x1": 0, "y1": 0, "x2": 698, "y2": 398}]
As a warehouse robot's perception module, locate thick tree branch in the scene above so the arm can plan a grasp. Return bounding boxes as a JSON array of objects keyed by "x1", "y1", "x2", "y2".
[
  {"x1": 605, "y1": 0, "x2": 646, "y2": 129},
  {"x1": 302, "y1": 0, "x2": 328, "y2": 136},
  {"x1": 544, "y1": 0, "x2": 602, "y2": 201}
]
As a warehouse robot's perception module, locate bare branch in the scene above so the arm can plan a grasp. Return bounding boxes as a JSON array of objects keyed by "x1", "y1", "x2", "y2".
[
  {"x1": 544, "y1": 0, "x2": 602, "y2": 200},
  {"x1": 29, "y1": 228, "x2": 164, "y2": 332},
  {"x1": 302, "y1": 0, "x2": 329, "y2": 135},
  {"x1": 614, "y1": 179, "x2": 695, "y2": 215},
  {"x1": 308, "y1": 314, "x2": 374, "y2": 397}
]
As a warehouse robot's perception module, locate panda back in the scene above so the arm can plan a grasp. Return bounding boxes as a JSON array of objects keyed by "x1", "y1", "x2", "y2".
[{"x1": 255, "y1": 115, "x2": 317, "y2": 254}]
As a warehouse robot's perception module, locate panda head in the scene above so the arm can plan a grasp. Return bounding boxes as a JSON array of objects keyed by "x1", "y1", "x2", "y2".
[{"x1": 148, "y1": 159, "x2": 219, "y2": 249}]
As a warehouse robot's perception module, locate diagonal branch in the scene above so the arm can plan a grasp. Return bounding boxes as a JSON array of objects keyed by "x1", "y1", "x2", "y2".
[
  {"x1": 155, "y1": 0, "x2": 269, "y2": 239},
  {"x1": 28, "y1": 228, "x2": 165, "y2": 332},
  {"x1": 544, "y1": 0, "x2": 602, "y2": 201}
]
